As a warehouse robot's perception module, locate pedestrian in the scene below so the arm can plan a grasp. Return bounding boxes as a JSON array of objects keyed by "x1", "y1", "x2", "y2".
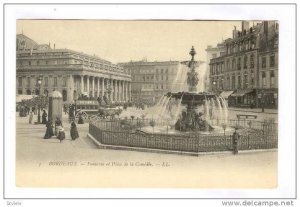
[
  {"x1": 42, "y1": 110, "x2": 48, "y2": 124},
  {"x1": 63, "y1": 104, "x2": 68, "y2": 115},
  {"x1": 232, "y1": 127, "x2": 240, "y2": 154},
  {"x1": 32, "y1": 106, "x2": 36, "y2": 115},
  {"x1": 57, "y1": 126, "x2": 66, "y2": 142},
  {"x1": 55, "y1": 117, "x2": 63, "y2": 137},
  {"x1": 78, "y1": 114, "x2": 84, "y2": 124},
  {"x1": 29, "y1": 110, "x2": 33, "y2": 124},
  {"x1": 24, "y1": 105, "x2": 28, "y2": 115},
  {"x1": 69, "y1": 104, "x2": 75, "y2": 121},
  {"x1": 44, "y1": 119, "x2": 54, "y2": 139},
  {"x1": 70, "y1": 121, "x2": 79, "y2": 140}
]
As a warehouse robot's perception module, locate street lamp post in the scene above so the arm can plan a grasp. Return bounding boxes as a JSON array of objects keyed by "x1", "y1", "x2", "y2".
[
  {"x1": 37, "y1": 76, "x2": 42, "y2": 123},
  {"x1": 212, "y1": 81, "x2": 216, "y2": 93},
  {"x1": 261, "y1": 90, "x2": 265, "y2": 113}
]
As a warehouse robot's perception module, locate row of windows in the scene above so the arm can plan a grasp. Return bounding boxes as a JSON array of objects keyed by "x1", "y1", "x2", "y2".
[
  {"x1": 261, "y1": 55, "x2": 276, "y2": 68},
  {"x1": 130, "y1": 67, "x2": 173, "y2": 74},
  {"x1": 226, "y1": 38, "x2": 256, "y2": 55},
  {"x1": 18, "y1": 77, "x2": 67, "y2": 87},
  {"x1": 211, "y1": 53, "x2": 276, "y2": 75},
  {"x1": 17, "y1": 59, "x2": 125, "y2": 73},
  {"x1": 212, "y1": 71, "x2": 276, "y2": 90},
  {"x1": 142, "y1": 84, "x2": 153, "y2": 89},
  {"x1": 156, "y1": 68, "x2": 169, "y2": 74},
  {"x1": 132, "y1": 75, "x2": 169, "y2": 81}
]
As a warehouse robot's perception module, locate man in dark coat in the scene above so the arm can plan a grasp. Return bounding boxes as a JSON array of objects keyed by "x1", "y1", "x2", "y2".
[
  {"x1": 78, "y1": 114, "x2": 84, "y2": 124},
  {"x1": 44, "y1": 119, "x2": 54, "y2": 139},
  {"x1": 70, "y1": 121, "x2": 79, "y2": 140},
  {"x1": 232, "y1": 128, "x2": 240, "y2": 154}
]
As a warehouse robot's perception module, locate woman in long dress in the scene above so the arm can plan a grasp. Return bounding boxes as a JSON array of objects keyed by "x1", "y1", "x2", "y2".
[
  {"x1": 29, "y1": 110, "x2": 33, "y2": 124},
  {"x1": 70, "y1": 121, "x2": 79, "y2": 140},
  {"x1": 42, "y1": 110, "x2": 48, "y2": 124},
  {"x1": 44, "y1": 119, "x2": 54, "y2": 139}
]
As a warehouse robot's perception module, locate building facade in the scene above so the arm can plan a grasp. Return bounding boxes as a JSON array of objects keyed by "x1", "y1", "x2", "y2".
[
  {"x1": 209, "y1": 21, "x2": 278, "y2": 108},
  {"x1": 120, "y1": 61, "x2": 181, "y2": 104},
  {"x1": 16, "y1": 34, "x2": 131, "y2": 103},
  {"x1": 205, "y1": 43, "x2": 225, "y2": 91}
]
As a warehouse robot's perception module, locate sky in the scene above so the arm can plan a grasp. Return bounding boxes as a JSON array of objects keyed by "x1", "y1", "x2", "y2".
[{"x1": 17, "y1": 20, "x2": 247, "y2": 64}]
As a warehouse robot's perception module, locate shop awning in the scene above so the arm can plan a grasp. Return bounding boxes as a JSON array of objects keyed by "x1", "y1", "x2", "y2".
[
  {"x1": 16, "y1": 95, "x2": 36, "y2": 103},
  {"x1": 219, "y1": 91, "x2": 234, "y2": 99},
  {"x1": 230, "y1": 89, "x2": 254, "y2": 97}
]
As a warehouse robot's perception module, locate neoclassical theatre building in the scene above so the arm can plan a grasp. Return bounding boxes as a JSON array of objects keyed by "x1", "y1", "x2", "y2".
[{"x1": 16, "y1": 34, "x2": 131, "y2": 103}]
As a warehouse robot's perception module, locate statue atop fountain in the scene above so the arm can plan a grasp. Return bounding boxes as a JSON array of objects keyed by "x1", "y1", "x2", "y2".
[
  {"x1": 170, "y1": 46, "x2": 215, "y2": 132},
  {"x1": 186, "y1": 46, "x2": 199, "y2": 92}
]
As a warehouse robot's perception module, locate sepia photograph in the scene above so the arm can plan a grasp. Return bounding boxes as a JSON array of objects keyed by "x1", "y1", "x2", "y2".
[
  {"x1": 2, "y1": 3, "x2": 297, "y2": 205},
  {"x1": 15, "y1": 19, "x2": 279, "y2": 188}
]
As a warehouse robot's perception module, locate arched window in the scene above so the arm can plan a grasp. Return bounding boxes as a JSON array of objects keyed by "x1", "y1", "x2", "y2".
[
  {"x1": 250, "y1": 54, "x2": 254, "y2": 68},
  {"x1": 237, "y1": 57, "x2": 241, "y2": 70},
  {"x1": 26, "y1": 89, "x2": 31, "y2": 95},
  {"x1": 44, "y1": 89, "x2": 49, "y2": 96},
  {"x1": 232, "y1": 59, "x2": 236, "y2": 70},
  {"x1": 262, "y1": 72, "x2": 266, "y2": 87},
  {"x1": 226, "y1": 60, "x2": 230, "y2": 71},
  {"x1": 244, "y1": 55, "x2": 248, "y2": 69},
  {"x1": 270, "y1": 71, "x2": 275, "y2": 87},
  {"x1": 62, "y1": 90, "x2": 67, "y2": 102}
]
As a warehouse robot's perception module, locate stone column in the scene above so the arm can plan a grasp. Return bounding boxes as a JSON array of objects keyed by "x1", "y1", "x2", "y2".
[
  {"x1": 81, "y1": 75, "x2": 84, "y2": 95},
  {"x1": 92, "y1": 76, "x2": 95, "y2": 98},
  {"x1": 120, "y1": 81, "x2": 123, "y2": 101},
  {"x1": 68, "y1": 75, "x2": 74, "y2": 102},
  {"x1": 96, "y1": 77, "x2": 99, "y2": 98},
  {"x1": 117, "y1": 80, "x2": 120, "y2": 101},
  {"x1": 128, "y1": 82, "x2": 131, "y2": 102},
  {"x1": 87, "y1": 76, "x2": 90, "y2": 97},
  {"x1": 116, "y1": 80, "x2": 119, "y2": 101},
  {"x1": 110, "y1": 79, "x2": 113, "y2": 101},
  {"x1": 114, "y1": 80, "x2": 117, "y2": 101},
  {"x1": 123, "y1": 81, "x2": 126, "y2": 101},
  {"x1": 102, "y1": 78, "x2": 105, "y2": 97},
  {"x1": 125, "y1": 81, "x2": 128, "y2": 102}
]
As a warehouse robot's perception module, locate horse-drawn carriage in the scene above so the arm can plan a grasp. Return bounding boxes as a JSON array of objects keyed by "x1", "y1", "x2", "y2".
[{"x1": 71, "y1": 99, "x2": 123, "y2": 121}]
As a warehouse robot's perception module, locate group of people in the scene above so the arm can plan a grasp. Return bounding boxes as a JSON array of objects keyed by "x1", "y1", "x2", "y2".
[
  {"x1": 28, "y1": 109, "x2": 48, "y2": 124},
  {"x1": 44, "y1": 117, "x2": 79, "y2": 142}
]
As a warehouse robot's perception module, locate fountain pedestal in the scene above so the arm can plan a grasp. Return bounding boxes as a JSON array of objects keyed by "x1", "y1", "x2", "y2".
[{"x1": 167, "y1": 46, "x2": 216, "y2": 132}]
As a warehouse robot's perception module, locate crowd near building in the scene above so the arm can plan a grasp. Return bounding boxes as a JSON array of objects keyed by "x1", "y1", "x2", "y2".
[
  {"x1": 120, "y1": 61, "x2": 181, "y2": 104},
  {"x1": 208, "y1": 21, "x2": 278, "y2": 108},
  {"x1": 16, "y1": 34, "x2": 131, "y2": 103}
]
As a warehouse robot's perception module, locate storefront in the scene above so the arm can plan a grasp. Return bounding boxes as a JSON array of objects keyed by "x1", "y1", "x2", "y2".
[
  {"x1": 256, "y1": 88, "x2": 278, "y2": 109},
  {"x1": 228, "y1": 89, "x2": 256, "y2": 108}
]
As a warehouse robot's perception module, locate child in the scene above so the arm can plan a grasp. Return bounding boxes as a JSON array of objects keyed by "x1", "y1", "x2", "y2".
[{"x1": 57, "y1": 126, "x2": 66, "y2": 143}]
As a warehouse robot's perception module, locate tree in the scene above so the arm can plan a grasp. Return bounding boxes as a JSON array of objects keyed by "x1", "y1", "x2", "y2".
[{"x1": 149, "y1": 119, "x2": 156, "y2": 134}]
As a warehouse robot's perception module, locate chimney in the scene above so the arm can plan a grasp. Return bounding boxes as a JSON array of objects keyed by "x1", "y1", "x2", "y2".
[
  {"x1": 54, "y1": 44, "x2": 56, "y2": 49},
  {"x1": 242, "y1": 21, "x2": 249, "y2": 32},
  {"x1": 232, "y1": 26, "x2": 238, "y2": 38}
]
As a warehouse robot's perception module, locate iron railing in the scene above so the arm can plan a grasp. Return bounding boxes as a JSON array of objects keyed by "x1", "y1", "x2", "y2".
[{"x1": 89, "y1": 120, "x2": 278, "y2": 153}]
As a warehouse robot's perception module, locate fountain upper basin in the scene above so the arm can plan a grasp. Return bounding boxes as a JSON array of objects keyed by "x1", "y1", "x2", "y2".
[{"x1": 165, "y1": 91, "x2": 217, "y2": 106}]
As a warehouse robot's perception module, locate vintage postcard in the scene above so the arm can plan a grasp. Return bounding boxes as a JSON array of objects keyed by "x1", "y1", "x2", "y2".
[
  {"x1": 15, "y1": 19, "x2": 278, "y2": 189},
  {"x1": 2, "y1": 3, "x2": 298, "y2": 205}
]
